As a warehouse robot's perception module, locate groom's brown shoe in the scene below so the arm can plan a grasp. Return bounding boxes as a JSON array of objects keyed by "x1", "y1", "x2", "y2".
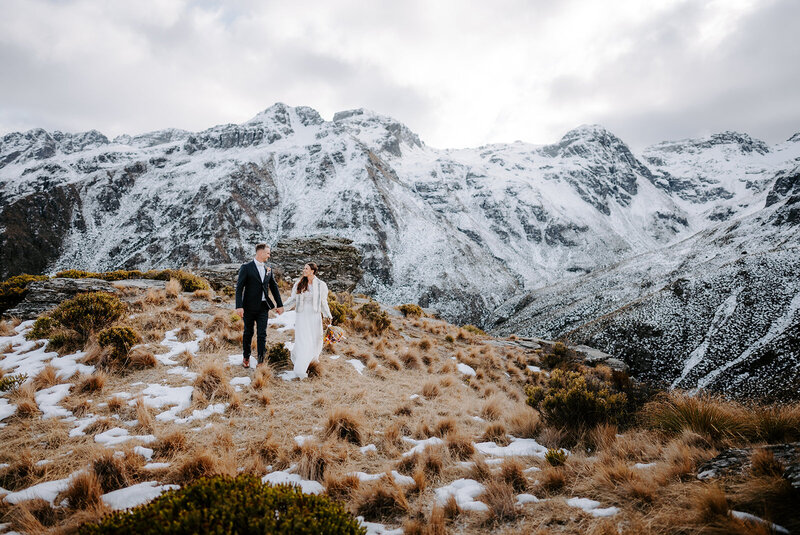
[{"x1": 242, "y1": 356, "x2": 250, "y2": 369}]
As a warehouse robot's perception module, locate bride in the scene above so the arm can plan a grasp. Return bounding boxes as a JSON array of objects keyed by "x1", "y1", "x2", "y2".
[{"x1": 282, "y1": 262, "x2": 333, "y2": 378}]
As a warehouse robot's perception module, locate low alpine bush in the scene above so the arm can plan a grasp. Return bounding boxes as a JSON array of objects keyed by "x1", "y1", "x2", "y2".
[
  {"x1": 267, "y1": 343, "x2": 291, "y2": 365},
  {"x1": 78, "y1": 475, "x2": 366, "y2": 535},
  {"x1": 97, "y1": 326, "x2": 142, "y2": 362},
  {"x1": 0, "y1": 274, "x2": 48, "y2": 313},
  {"x1": 51, "y1": 292, "x2": 126, "y2": 339}
]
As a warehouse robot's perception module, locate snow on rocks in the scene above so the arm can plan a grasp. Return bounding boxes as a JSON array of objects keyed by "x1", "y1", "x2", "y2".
[
  {"x1": 475, "y1": 437, "x2": 551, "y2": 458},
  {"x1": 101, "y1": 481, "x2": 179, "y2": 510},
  {"x1": 566, "y1": 497, "x2": 619, "y2": 517},
  {"x1": 159, "y1": 403, "x2": 226, "y2": 424},
  {"x1": 167, "y1": 366, "x2": 198, "y2": 380},
  {"x1": 434, "y1": 479, "x2": 488, "y2": 512},
  {"x1": 731, "y1": 511, "x2": 790, "y2": 534},
  {"x1": 360, "y1": 444, "x2": 377, "y2": 454},
  {"x1": 261, "y1": 471, "x2": 324, "y2": 494},
  {"x1": 134, "y1": 446, "x2": 154, "y2": 461},
  {"x1": 294, "y1": 435, "x2": 315, "y2": 446},
  {"x1": 34, "y1": 384, "x2": 73, "y2": 419},
  {"x1": 634, "y1": 462, "x2": 657, "y2": 469},
  {"x1": 154, "y1": 328, "x2": 207, "y2": 365},
  {"x1": 230, "y1": 376, "x2": 251, "y2": 386},
  {"x1": 401, "y1": 436, "x2": 444, "y2": 457},
  {"x1": 517, "y1": 493, "x2": 540, "y2": 505},
  {"x1": 135, "y1": 384, "x2": 193, "y2": 418},
  {"x1": 0, "y1": 325, "x2": 91, "y2": 382}
]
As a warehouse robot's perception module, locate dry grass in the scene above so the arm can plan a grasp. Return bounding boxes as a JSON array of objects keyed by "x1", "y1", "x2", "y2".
[
  {"x1": 193, "y1": 289, "x2": 213, "y2": 300},
  {"x1": 170, "y1": 448, "x2": 232, "y2": 485},
  {"x1": 324, "y1": 471, "x2": 361, "y2": 502},
  {"x1": 324, "y1": 407, "x2": 364, "y2": 445},
  {"x1": 165, "y1": 278, "x2": 181, "y2": 297},
  {"x1": 353, "y1": 479, "x2": 410, "y2": 521},
  {"x1": 481, "y1": 395, "x2": 506, "y2": 421},
  {"x1": 175, "y1": 325, "x2": 195, "y2": 342},
  {"x1": 193, "y1": 361, "x2": 234, "y2": 402},
  {"x1": 480, "y1": 479, "x2": 523, "y2": 524},
  {"x1": 134, "y1": 396, "x2": 155, "y2": 433},
  {"x1": 59, "y1": 471, "x2": 102, "y2": 510},
  {"x1": 498, "y1": 458, "x2": 528, "y2": 493},
  {"x1": 174, "y1": 296, "x2": 191, "y2": 312},
  {"x1": 482, "y1": 422, "x2": 509, "y2": 445},
  {"x1": 505, "y1": 405, "x2": 541, "y2": 438},
  {"x1": 32, "y1": 364, "x2": 62, "y2": 390},
  {"x1": 91, "y1": 450, "x2": 131, "y2": 493},
  {"x1": 421, "y1": 381, "x2": 440, "y2": 399},
  {"x1": 400, "y1": 349, "x2": 422, "y2": 369},
  {"x1": 0, "y1": 319, "x2": 16, "y2": 336},
  {"x1": 294, "y1": 440, "x2": 332, "y2": 481},
  {"x1": 10, "y1": 384, "x2": 40, "y2": 418},
  {"x1": 73, "y1": 372, "x2": 106, "y2": 394},
  {"x1": 445, "y1": 430, "x2": 476, "y2": 460},
  {"x1": 128, "y1": 347, "x2": 157, "y2": 369},
  {"x1": 151, "y1": 430, "x2": 188, "y2": 460}
]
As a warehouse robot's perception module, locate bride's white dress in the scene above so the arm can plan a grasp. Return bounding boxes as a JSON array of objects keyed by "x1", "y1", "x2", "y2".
[{"x1": 290, "y1": 281, "x2": 324, "y2": 378}]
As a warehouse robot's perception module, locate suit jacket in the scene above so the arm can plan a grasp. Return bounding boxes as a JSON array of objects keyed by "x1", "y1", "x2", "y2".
[{"x1": 235, "y1": 260, "x2": 284, "y2": 313}]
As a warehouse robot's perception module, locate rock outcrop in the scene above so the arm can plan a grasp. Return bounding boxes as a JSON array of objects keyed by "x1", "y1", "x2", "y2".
[{"x1": 3, "y1": 278, "x2": 118, "y2": 319}]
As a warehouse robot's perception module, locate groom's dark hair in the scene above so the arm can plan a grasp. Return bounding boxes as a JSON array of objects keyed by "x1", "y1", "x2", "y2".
[{"x1": 255, "y1": 243, "x2": 269, "y2": 252}]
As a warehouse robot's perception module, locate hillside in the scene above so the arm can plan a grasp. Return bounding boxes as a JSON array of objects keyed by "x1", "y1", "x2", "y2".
[{"x1": 1, "y1": 278, "x2": 798, "y2": 534}]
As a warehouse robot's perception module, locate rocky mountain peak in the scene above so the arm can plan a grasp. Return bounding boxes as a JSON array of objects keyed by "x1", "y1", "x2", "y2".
[
  {"x1": 245, "y1": 103, "x2": 324, "y2": 129},
  {"x1": 787, "y1": 132, "x2": 800, "y2": 143},
  {"x1": 333, "y1": 108, "x2": 423, "y2": 157}
]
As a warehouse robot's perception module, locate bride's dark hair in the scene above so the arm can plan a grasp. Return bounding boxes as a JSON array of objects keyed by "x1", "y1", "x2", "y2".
[{"x1": 297, "y1": 262, "x2": 318, "y2": 294}]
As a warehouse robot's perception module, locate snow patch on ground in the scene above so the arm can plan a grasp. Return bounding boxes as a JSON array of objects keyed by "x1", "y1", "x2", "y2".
[
  {"x1": 566, "y1": 497, "x2": 619, "y2": 517},
  {"x1": 101, "y1": 481, "x2": 179, "y2": 510},
  {"x1": 475, "y1": 437, "x2": 551, "y2": 458},
  {"x1": 261, "y1": 471, "x2": 323, "y2": 494},
  {"x1": 434, "y1": 478, "x2": 488, "y2": 512}
]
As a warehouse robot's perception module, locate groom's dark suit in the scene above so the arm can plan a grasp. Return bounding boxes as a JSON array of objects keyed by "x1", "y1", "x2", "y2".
[{"x1": 235, "y1": 260, "x2": 283, "y2": 363}]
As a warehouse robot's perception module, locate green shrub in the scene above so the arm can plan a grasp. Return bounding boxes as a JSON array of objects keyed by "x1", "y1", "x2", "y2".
[
  {"x1": 78, "y1": 475, "x2": 366, "y2": 535},
  {"x1": 0, "y1": 274, "x2": 49, "y2": 313},
  {"x1": 268, "y1": 343, "x2": 291, "y2": 365},
  {"x1": 328, "y1": 295, "x2": 355, "y2": 327},
  {"x1": 540, "y1": 341, "x2": 571, "y2": 369},
  {"x1": 48, "y1": 329, "x2": 85, "y2": 353},
  {"x1": 461, "y1": 324, "x2": 487, "y2": 336},
  {"x1": 544, "y1": 448, "x2": 568, "y2": 467},
  {"x1": 51, "y1": 292, "x2": 125, "y2": 339},
  {"x1": 58, "y1": 269, "x2": 208, "y2": 291},
  {"x1": 0, "y1": 373, "x2": 27, "y2": 393},
  {"x1": 98, "y1": 326, "x2": 142, "y2": 362},
  {"x1": 27, "y1": 316, "x2": 57, "y2": 340},
  {"x1": 526, "y1": 369, "x2": 627, "y2": 433},
  {"x1": 358, "y1": 301, "x2": 390, "y2": 333},
  {"x1": 397, "y1": 304, "x2": 424, "y2": 318}
]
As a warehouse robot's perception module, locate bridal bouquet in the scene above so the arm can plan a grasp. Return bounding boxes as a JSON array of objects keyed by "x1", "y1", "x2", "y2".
[{"x1": 324, "y1": 325, "x2": 346, "y2": 346}]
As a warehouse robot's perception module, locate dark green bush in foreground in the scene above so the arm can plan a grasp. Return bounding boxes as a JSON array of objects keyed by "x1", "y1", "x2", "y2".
[
  {"x1": 268, "y1": 342, "x2": 291, "y2": 365},
  {"x1": 97, "y1": 326, "x2": 142, "y2": 361},
  {"x1": 79, "y1": 475, "x2": 366, "y2": 535},
  {"x1": 51, "y1": 292, "x2": 125, "y2": 339}
]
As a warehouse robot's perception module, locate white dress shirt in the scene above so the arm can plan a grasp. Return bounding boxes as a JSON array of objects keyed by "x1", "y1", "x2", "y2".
[{"x1": 254, "y1": 258, "x2": 267, "y2": 301}]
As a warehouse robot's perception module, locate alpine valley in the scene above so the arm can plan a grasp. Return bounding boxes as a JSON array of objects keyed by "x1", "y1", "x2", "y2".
[{"x1": 1, "y1": 103, "x2": 798, "y2": 399}]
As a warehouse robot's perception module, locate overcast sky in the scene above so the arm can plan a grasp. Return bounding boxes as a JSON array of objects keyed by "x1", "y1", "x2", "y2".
[{"x1": 1, "y1": 0, "x2": 798, "y2": 151}]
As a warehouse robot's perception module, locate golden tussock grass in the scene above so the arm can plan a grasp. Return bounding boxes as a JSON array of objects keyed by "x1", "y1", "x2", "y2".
[
  {"x1": 480, "y1": 478, "x2": 523, "y2": 524},
  {"x1": 106, "y1": 396, "x2": 124, "y2": 413},
  {"x1": 481, "y1": 395, "x2": 506, "y2": 421},
  {"x1": 749, "y1": 448, "x2": 784, "y2": 477},
  {"x1": 445, "y1": 430, "x2": 476, "y2": 461},
  {"x1": 643, "y1": 392, "x2": 752, "y2": 444},
  {"x1": 151, "y1": 430, "x2": 188, "y2": 460},
  {"x1": 402, "y1": 506, "x2": 447, "y2": 535},
  {"x1": 353, "y1": 479, "x2": 410, "y2": 521},
  {"x1": 31, "y1": 364, "x2": 61, "y2": 391},
  {"x1": 498, "y1": 457, "x2": 528, "y2": 493},
  {"x1": 0, "y1": 319, "x2": 16, "y2": 336},
  {"x1": 128, "y1": 347, "x2": 157, "y2": 369},
  {"x1": 193, "y1": 361, "x2": 234, "y2": 402},
  {"x1": 251, "y1": 365, "x2": 272, "y2": 387},
  {"x1": 537, "y1": 466, "x2": 567, "y2": 495},
  {"x1": 84, "y1": 417, "x2": 116, "y2": 435},
  {"x1": 165, "y1": 278, "x2": 181, "y2": 297},
  {"x1": 91, "y1": 450, "x2": 132, "y2": 493},
  {"x1": 175, "y1": 325, "x2": 195, "y2": 342},
  {"x1": 324, "y1": 471, "x2": 361, "y2": 502},
  {"x1": 10, "y1": 383, "x2": 40, "y2": 418},
  {"x1": 193, "y1": 289, "x2": 213, "y2": 300},
  {"x1": 324, "y1": 407, "x2": 364, "y2": 445},
  {"x1": 482, "y1": 422, "x2": 509, "y2": 445},
  {"x1": 0, "y1": 450, "x2": 47, "y2": 491},
  {"x1": 144, "y1": 288, "x2": 166, "y2": 305},
  {"x1": 67, "y1": 397, "x2": 91, "y2": 417},
  {"x1": 421, "y1": 381, "x2": 440, "y2": 399},
  {"x1": 73, "y1": 372, "x2": 106, "y2": 394},
  {"x1": 177, "y1": 349, "x2": 194, "y2": 367},
  {"x1": 3, "y1": 498, "x2": 64, "y2": 533},
  {"x1": 198, "y1": 335, "x2": 220, "y2": 353},
  {"x1": 294, "y1": 440, "x2": 333, "y2": 482},
  {"x1": 400, "y1": 349, "x2": 422, "y2": 369},
  {"x1": 174, "y1": 296, "x2": 191, "y2": 312},
  {"x1": 505, "y1": 404, "x2": 541, "y2": 438},
  {"x1": 307, "y1": 359, "x2": 322, "y2": 378},
  {"x1": 170, "y1": 447, "x2": 234, "y2": 485},
  {"x1": 469, "y1": 455, "x2": 493, "y2": 483},
  {"x1": 134, "y1": 396, "x2": 155, "y2": 433},
  {"x1": 58, "y1": 470, "x2": 102, "y2": 510}
]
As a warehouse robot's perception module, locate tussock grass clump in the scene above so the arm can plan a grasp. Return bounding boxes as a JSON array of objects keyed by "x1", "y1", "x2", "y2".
[
  {"x1": 152, "y1": 430, "x2": 188, "y2": 459},
  {"x1": 193, "y1": 361, "x2": 234, "y2": 402},
  {"x1": 421, "y1": 381, "x2": 440, "y2": 399},
  {"x1": 165, "y1": 278, "x2": 182, "y2": 298},
  {"x1": 4, "y1": 498, "x2": 64, "y2": 533},
  {"x1": 498, "y1": 458, "x2": 528, "y2": 493},
  {"x1": 481, "y1": 395, "x2": 506, "y2": 421},
  {"x1": 79, "y1": 474, "x2": 365, "y2": 535},
  {"x1": 10, "y1": 383, "x2": 40, "y2": 418},
  {"x1": 749, "y1": 403, "x2": 800, "y2": 443},
  {"x1": 128, "y1": 347, "x2": 157, "y2": 369},
  {"x1": 400, "y1": 350, "x2": 422, "y2": 369},
  {"x1": 31, "y1": 363, "x2": 61, "y2": 390},
  {"x1": 325, "y1": 407, "x2": 363, "y2": 445},
  {"x1": 59, "y1": 471, "x2": 102, "y2": 510},
  {"x1": 445, "y1": 430, "x2": 476, "y2": 460},
  {"x1": 174, "y1": 296, "x2": 191, "y2": 311},
  {"x1": 480, "y1": 479, "x2": 522, "y2": 524},
  {"x1": 353, "y1": 480, "x2": 410, "y2": 521},
  {"x1": 642, "y1": 392, "x2": 751, "y2": 443},
  {"x1": 91, "y1": 451, "x2": 131, "y2": 493},
  {"x1": 545, "y1": 448, "x2": 568, "y2": 467},
  {"x1": 0, "y1": 450, "x2": 46, "y2": 491},
  {"x1": 144, "y1": 288, "x2": 165, "y2": 306},
  {"x1": 482, "y1": 423, "x2": 509, "y2": 445},
  {"x1": 73, "y1": 372, "x2": 106, "y2": 394},
  {"x1": 505, "y1": 404, "x2": 541, "y2": 438},
  {"x1": 295, "y1": 440, "x2": 332, "y2": 482},
  {"x1": 324, "y1": 472, "x2": 361, "y2": 502},
  {"x1": 171, "y1": 448, "x2": 229, "y2": 485}
]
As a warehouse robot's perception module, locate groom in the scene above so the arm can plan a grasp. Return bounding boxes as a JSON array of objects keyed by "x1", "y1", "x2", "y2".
[{"x1": 235, "y1": 243, "x2": 283, "y2": 368}]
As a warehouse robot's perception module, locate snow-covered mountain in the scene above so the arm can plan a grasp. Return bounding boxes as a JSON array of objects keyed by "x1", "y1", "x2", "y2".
[{"x1": 1, "y1": 103, "x2": 799, "y2": 397}]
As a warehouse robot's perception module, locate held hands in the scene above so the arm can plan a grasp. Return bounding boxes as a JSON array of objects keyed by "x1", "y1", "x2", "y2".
[
  {"x1": 276, "y1": 307, "x2": 284, "y2": 315},
  {"x1": 235, "y1": 308, "x2": 244, "y2": 318}
]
